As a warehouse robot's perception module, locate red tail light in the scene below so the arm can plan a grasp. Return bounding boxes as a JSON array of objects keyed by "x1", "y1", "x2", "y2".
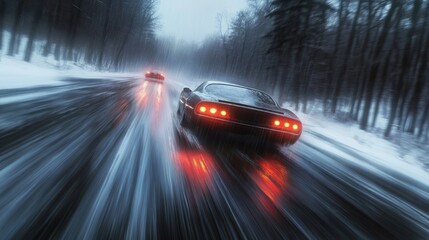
[
  {"x1": 195, "y1": 102, "x2": 301, "y2": 133},
  {"x1": 196, "y1": 102, "x2": 229, "y2": 119},
  {"x1": 273, "y1": 119, "x2": 301, "y2": 133}
]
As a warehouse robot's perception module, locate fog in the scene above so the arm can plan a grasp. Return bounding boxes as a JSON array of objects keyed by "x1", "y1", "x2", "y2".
[{"x1": 158, "y1": 0, "x2": 247, "y2": 42}]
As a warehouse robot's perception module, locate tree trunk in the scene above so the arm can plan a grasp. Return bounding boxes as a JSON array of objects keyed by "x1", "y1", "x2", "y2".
[
  {"x1": 0, "y1": 0, "x2": 5, "y2": 52},
  {"x1": 370, "y1": 51, "x2": 392, "y2": 128},
  {"x1": 7, "y1": 0, "x2": 25, "y2": 56},
  {"x1": 114, "y1": 7, "x2": 138, "y2": 71},
  {"x1": 361, "y1": 1, "x2": 399, "y2": 130},
  {"x1": 349, "y1": 0, "x2": 374, "y2": 118},
  {"x1": 323, "y1": 0, "x2": 348, "y2": 113},
  {"x1": 293, "y1": 51, "x2": 302, "y2": 111},
  {"x1": 406, "y1": 36, "x2": 428, "y2": 133},
  {"x1": 302, "y1": 60, "x2": 313, "y2": 113},
  {"x1": 385, "y1": 0, "x2": 420, "y2": 137},
  {"x1": 418, "y1": 97, "x2": 429, "y2": 139},
  {"x1": 97, "y1": 0, "x2": 113, "y2": 70},
  {"x1": 244, "y1": 43, "x2": 257, "y2": 79},
  {"x1": 24, "y1": 1, "x2": 44, "y2": 62},
  {"x1": 371, "y1": 11, "x2": 402, "y2": 128},
  {"x1": 42, "y1": 9, "x2": 55, "y2": 57},
  {"x1": 66, "y1": 0, "x2": 84, "y2": 60},
  {"x1": 331, "y1": 0, "x2": 362, "y2": 113},
  {"x1": 404, "y1": 0, "x2": 429, "y2": 133}
]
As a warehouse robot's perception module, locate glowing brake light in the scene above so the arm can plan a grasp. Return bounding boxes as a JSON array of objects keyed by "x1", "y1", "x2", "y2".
[
  {"x1": 272, "y1": 119, "x2": 301, "y2": 132},
  {"x1": 196, "y1": 102, "x2": 228, "y2": 119}
]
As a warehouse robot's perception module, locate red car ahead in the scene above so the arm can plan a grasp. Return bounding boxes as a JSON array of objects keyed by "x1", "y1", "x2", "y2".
[{"x1": 145, "y1": 71, "x2": 165, "y2": 82}]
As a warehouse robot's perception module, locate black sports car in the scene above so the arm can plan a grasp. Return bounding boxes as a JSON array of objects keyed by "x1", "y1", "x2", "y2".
[{"x1": 177, "y1": 81, "x2": 302, "y2": 145}]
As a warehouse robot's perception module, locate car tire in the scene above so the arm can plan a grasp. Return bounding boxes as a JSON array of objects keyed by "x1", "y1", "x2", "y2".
[
  {"x1": 180, "y1": 107, "x2": 190, "y2": 127},
  {"x1": 177, "y1": 101, "x2": 182, "y2": 115}
]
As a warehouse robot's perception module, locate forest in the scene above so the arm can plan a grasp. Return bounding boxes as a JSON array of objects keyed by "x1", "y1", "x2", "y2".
[
  {"x1": 184, "y1": 0, "x2": 429, "y2": 140},
  {"x1": 0, "y1": 0, "x2": 157, "y2": 70},
  {"x1": 0, "y1": 0, "x2": 428, "y2": 140}
]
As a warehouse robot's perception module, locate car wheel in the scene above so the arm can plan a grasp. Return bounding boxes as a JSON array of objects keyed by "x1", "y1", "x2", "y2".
[
  {"x1": 180, "y1": 107, "x2": 190, "y2": 127},
  {"x1": 177, "y1": 100, "x2": 182, "y2": 115}
]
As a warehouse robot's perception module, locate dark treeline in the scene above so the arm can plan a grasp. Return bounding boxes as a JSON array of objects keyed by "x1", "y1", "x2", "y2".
[
  {"x1": 170, "y1": 0, "x2": 429, "y2": 140},
  {"x1": 0, "y1": 0, "x2": 157, "y2": 70}
]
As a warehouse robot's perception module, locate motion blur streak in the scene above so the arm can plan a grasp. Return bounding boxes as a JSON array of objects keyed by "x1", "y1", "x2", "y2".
[
  {"x1": 136, "y1": 81, "x2": 149, "y2": 107},
  {"x1": 252, "y1": 160, "x2": 288, "y2": 212},
  {"x1": 0, "y1": 78, "x2": 428, "y2": 239},
  {"x1": 174, "y1": 150, "x2": 215, "y2": 190}
]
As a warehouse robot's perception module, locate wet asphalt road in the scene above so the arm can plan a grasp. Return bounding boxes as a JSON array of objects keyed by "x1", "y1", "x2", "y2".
[{"x1": 0, "y1": 77, "x2": 428, "y2": 239}]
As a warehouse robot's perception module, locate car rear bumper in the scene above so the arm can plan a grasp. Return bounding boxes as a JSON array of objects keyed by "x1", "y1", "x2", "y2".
[
  {"x1": 145, "y1": 77, "x2": 164, "y2": 82},
  {"x1": 191, "y1": 114, "x2": 301, "y2": 144}
]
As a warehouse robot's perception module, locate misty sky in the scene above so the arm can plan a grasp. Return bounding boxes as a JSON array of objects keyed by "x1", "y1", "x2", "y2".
[{"x1": 158, "y1": 0, "x2": 247, "y2": 42}]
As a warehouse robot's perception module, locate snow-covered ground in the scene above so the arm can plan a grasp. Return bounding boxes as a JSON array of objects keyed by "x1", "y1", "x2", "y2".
[
  {"x1": 0, "y1": 31, "x2": 138, "y2": 90},
  {"x1": 283, "y1": 102, "x2": 429, "y2": 175},
  {"x1": 0, "y1": 56, "x2": 140, "y2": 90},
  {"x1": 0, "y1": 55, "x2": 140, "y2": 105},
  {"x1": 0, "y1": 56, "x2": 67, "y2": 89}
]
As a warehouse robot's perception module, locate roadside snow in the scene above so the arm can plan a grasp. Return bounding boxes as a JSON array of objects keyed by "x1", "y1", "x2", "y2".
[
  {"x1": 0, "y1": 56, "x2": 140, "y2": 91},
  {"x1": 283, "y1": 102, "x2": 429, "y2": 176},
  {"x1": 0, "y1": 56, "x2": 64, "y2": 89},
  {"x1": 0, "y1": 31, "x2": 138, "y2": 90},
  {"x1": 0, "y1": 55, "x2": 139, "y2": 106}
]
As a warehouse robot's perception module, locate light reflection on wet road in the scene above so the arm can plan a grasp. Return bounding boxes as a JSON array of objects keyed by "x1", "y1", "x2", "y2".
[{"x1": 0, "y1": 78, "x2": 428, "y2": 239}]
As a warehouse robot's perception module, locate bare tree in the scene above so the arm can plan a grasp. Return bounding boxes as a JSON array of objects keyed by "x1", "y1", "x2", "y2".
[
  {"x1": 7, "y1": 0, "x2": 26, "y2": 56},
  {"x1": 185, "y1": 0, "x2": 429, "y2": 141},
  {"x1": 24, "y1": 0, "x2": 45, "y2": 62},
  {"x1": 0, "y1": 0, "x2": 5, "y2": 52}
]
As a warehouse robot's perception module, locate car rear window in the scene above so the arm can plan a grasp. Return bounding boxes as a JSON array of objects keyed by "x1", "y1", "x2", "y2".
[{"x1": 205, "y1": 84, "x2": 276, "y2": 106}]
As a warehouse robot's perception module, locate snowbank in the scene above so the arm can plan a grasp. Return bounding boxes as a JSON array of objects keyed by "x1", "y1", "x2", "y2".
[
  {"x1": 0, "y1": 31, "x2": 138, "y2": 90},
  {"x1": 0, "y1": 56, "x2": 141, "y2": 90},
  {"x1": 0, "y1": 56, "x2": 64, "y2": 89},
  {"x1": 283, "y1": 102, "x2": 429, "y2": 176}
]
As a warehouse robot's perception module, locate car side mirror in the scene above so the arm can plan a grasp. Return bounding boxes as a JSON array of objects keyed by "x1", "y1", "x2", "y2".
[{"x1": 183, "y1": 87, "x2": 192, "y2": 93}]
